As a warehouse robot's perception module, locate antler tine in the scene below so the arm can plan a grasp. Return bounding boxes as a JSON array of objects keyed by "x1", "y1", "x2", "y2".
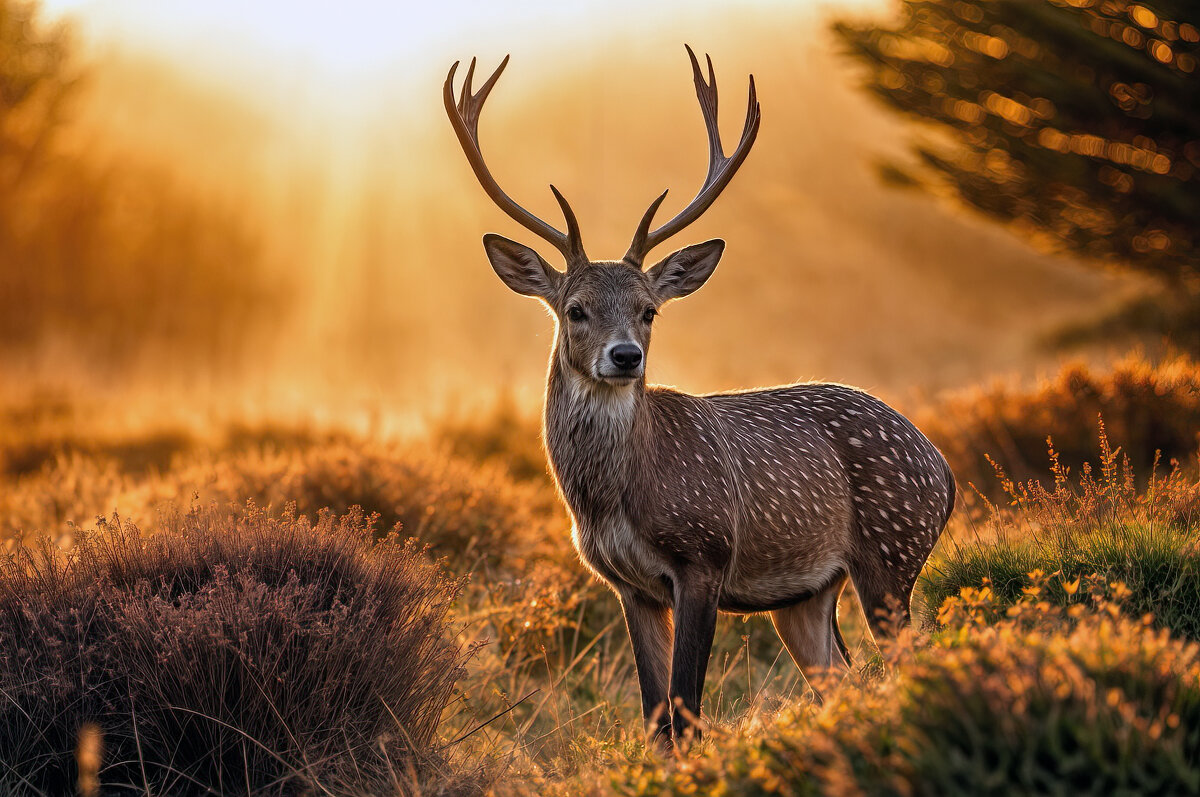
[
  {"x1": 458, "y1": 57, "x2": 476, "y2": 114},
  {"x1": 690, "y1": 46, "x2": 723, "y2": 181},
  {"x1": 550, "y1": 184, "x2": 587, "y2": 263},
  {"x1": 623, "y1": 190, "x2": 669, "y2": 265},
  {"x1": 626, "y1": 45, "x2": 761, "y2": 265},
  {"x1": 444, "y1": 56, "x2": 588, "y2": 266}
]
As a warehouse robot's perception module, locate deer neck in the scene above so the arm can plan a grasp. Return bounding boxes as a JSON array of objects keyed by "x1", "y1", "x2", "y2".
[{"x1": 544, "y1": 345, "x2": 646, "y2": 523}]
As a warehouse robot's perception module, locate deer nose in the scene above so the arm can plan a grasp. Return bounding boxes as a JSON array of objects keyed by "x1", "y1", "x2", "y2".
[{"x1": 609, "y1": 344, "x2": 643, "y2": 371}]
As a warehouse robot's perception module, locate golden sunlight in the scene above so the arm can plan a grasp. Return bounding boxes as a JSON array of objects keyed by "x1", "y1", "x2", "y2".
[{"x1": 4, "y1": 1, "x2": 1199, "y2": 793}]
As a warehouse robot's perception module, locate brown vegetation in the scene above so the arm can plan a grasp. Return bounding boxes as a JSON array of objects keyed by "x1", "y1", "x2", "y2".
[
  {"x1": 918, "y1": 354, "x2": 1200, "y2": 496},
  {"x1": 612, "y1": 590, "x2": 1200, "y2": 796},
  {"x1": 1, "y1": 352, "x2": 1199, "y2": 794},
  {"x1": 0, "y1": 507, "x2": 465, "y2": 795}
]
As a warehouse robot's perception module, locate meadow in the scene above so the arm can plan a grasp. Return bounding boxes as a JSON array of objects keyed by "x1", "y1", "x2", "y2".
[
  {"x1": 4, "y1": 0, "x2": 1200, "y2": 793},
  {"x1": 2, "y1": 354, "x2": 1198, "y2": 794}
]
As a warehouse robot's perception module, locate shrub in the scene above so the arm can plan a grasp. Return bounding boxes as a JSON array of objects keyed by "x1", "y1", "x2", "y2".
[
  {"x1": 165, "y1": 443, "x2": 563, "y2": 576},
  {"x1": 613, "y1": 595, "x2": 1200, "y2": 796},
  {"x1": 1, "y1": 440, "x2": 565, "y2": 578},
  {"x1": 898, "y1": 601, "x2": 1200, "y2": 795},
  {"x1": 0, "y1": 507, "x2": 464, "y2": 796},
  {"x1": 919, "y1": 355, "x2": 1200, "y2": 497},
  {"x1": 921, "y1": 428, "x2": 1200, "y2": 638}
]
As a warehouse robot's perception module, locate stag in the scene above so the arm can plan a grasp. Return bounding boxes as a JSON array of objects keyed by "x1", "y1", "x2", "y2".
[{"x1": 444, "y1": 47, "x2": 956, "y2": 748}]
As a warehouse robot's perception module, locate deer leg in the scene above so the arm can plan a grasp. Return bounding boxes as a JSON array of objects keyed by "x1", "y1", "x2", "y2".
[
  {"x1": 618, "y1": 589, "x2": 673, "y2": 748},
  {"x1": 770, "y1": 574, "x2": 850, "y2": 703},
  {"x1": 669, "y1": 575, "x2": 720, "y2": 745},
  {"x1": 850, "y1": 566, "x2": 914, "y2": 644},
  {"x1": 831, "y1": 608, "x2": 852, "y2": 668}
]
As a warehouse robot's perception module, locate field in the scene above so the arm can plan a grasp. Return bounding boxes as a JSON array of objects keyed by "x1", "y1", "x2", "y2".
[
  {"x1": 2, "y1": 354, "x2": 1198, "y2": 795},
  {"x1": 4, "y1": 0, "x2": 1200, "y2": 793}
]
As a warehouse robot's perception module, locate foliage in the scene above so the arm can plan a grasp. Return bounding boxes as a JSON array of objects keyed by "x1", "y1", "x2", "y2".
[
  {"x1": 0, "y1": 0, "x2": 282, "y2": 367},
  {"x1": 901, "y1": 592, "x2": 1200, "y2": 795},
  {"x1": 0, "y1": 507, "x2": 465, "y2": 795},
  {"x1": 922, "y1": 424, "x2": 1200, "y2": 636},
  {"x1": 609, "y1": 592, "x2": 1200, "y2": 796},
  {"x1": 0, "y1": 435, "x2": 564, "y2": 579},
  {"x1": 918, "y1": 354, "x2": 1200, "y2": 495},
  {"x1": 3, "y1": 370, "x2": 1200, "y2": 795},
  {"x1": 160, "y1": 443, "x2": 563, "y2": 577},
  {"x1": 836, "y1": 0, "x2": 1200, "y2": 285},
  {"x1": 0, "y1": 0, "x2": 72, "y2": 194}
]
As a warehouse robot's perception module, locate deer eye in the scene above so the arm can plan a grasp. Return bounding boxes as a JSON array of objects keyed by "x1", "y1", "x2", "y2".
[
  {"x1": 642, "y1": 307, "x2": 657, "y2": 323},
  {"x1": 567, "y1": 306, "x2": 587, "y2": 322}
]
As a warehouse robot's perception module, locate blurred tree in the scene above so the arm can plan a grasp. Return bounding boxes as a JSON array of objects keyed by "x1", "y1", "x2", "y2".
[
  {"x1": 0, "y1": 0, "x2": 281, "y2": 372},
  {"x1": 836, "y1": 1, "x2": 1200, "y2": 345},
  {"x1": 0, "y1": 0, "x2": 74, "y2": 195}
]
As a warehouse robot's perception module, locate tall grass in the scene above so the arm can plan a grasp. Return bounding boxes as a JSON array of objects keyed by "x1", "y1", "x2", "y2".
[
  {"x1": 922, "y1": 424, "x2": 1200, "y2": 637},
  {"x1": 1, "y1": 438, "x2": 564, "y2": 579},
  {"x1": 0, "y1": 506, "x2": 467, "y2": 795}
]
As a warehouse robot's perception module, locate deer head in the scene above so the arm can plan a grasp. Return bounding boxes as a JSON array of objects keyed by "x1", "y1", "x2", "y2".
[{"x1": 444, "y1": 46, "x2": 760, "y2": 387}]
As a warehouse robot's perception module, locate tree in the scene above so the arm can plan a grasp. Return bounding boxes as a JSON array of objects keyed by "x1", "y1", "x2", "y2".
[
  {"x1": 835, "y1": 0, "x2": 1200, "y2": 336},
  {"x1": 0, "y1": 0, "x2": 74, "y2": 196},
  {"x1": 0, "y1": 0, "x2": 280, "y2": 369}
]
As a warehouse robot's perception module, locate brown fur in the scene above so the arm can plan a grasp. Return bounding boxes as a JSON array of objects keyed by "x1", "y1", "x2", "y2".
[{"x1": 516, "y1": 260, "x2": 956, "y2": 747}]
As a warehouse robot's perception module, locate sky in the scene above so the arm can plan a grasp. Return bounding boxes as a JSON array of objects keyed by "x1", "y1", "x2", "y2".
[
  {"x1": 41, "y1": 0, "x2": 882, "y2": 83},
  {"x1": 26, "y1": 0, "x2": 1116, "y2": 407}
]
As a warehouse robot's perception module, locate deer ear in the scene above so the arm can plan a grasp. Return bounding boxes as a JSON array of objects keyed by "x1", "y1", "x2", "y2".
[
  {"x1": 646, "y1": 239, "x2": 724, "y2": 301},
  {"x1": 482, "y1": 234, "x2": 562, "y2": 299}
]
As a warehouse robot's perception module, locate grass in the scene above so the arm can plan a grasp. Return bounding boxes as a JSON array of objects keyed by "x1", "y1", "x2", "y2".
[
  {"x1": 1, "y1": 354, "x2": 1199, "y2": 794},
  {"x1": 1, "y1": 438, "x2": 562, "y2": 578},
  {"x1": 553, "y1": 594, "x2": 1200, "y2": 796},
  {"x1": 922, "y1": 425, "x2": 1200, "y2": 637}
]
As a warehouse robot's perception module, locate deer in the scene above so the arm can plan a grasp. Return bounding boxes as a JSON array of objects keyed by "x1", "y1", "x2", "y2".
[{"x1": 444, "y1": 46, "x2": 956, "y2": 749}]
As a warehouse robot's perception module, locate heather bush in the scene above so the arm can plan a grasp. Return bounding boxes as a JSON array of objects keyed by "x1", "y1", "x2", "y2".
[
  {"x1": 900, "y1": 597, "x2": 1200, "y2": 795},
  {"x1": 611, "y1": 594, "x2": 1200, "y2": 796},
  {"x1": 166, "y1": 443, "x2": 562, "y2": 576},
  {"x1": 919, "y1": 355, "x2": 1200, "y2": 497},
  {"x1": 0, "y1": 507, "x2": 465, "y2": 795},
  {"x1": 1, "y1": 440, "x2": 564, "y2": 577}
]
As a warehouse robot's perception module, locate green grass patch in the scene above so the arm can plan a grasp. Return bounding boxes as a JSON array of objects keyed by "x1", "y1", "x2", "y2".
[{"x1": 923, "y1": 522, "x2": 1200, "y2": 640}]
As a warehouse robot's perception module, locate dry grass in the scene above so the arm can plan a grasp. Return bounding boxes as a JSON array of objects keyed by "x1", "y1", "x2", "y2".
[
  {"x1": 2, "y1": 352, "x2": 1199, "y2": 794},
  {"x1": 518, "y1": 585, "x2": 1200, "y2": 796},
  {"x1": 1, "y1": 436, "x2": 562, "y2": 580},
  {"x1": 918, "y1": 354, "x2": 1200, "y2": 499}
]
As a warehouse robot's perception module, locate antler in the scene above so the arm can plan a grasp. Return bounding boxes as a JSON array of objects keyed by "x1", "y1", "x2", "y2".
[
  {"x1": 625, "y1": 45, "x2": 761, "y2": 266},
  {"x1": 444, "y1": 57, "x2": 588, "y2": 266}
]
